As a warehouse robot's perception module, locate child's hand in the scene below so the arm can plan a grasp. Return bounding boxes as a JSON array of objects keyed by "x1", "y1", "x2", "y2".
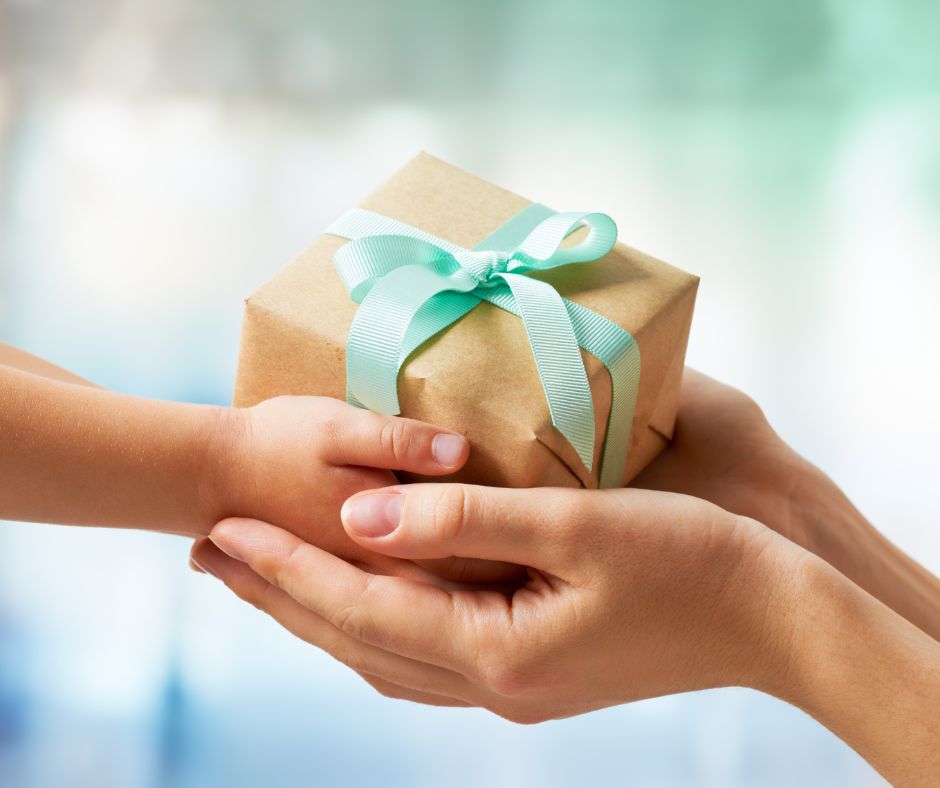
[
  {"x1": 0, "y1": 349, "x2": 513, "y2": 583},
  {"x1": 207, "y1": 395, "x2": 515, "y2": 582}
]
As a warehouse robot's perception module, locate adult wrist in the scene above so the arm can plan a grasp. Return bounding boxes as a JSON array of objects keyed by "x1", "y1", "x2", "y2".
[
  {"x1": 781, "y1": 461, "x2": 940, "y2": 642},
  {"x1": 773, "y1": 555, "x2": 940, "y2": 783},
  {"x1": 746, "y1": 547, "x2": 838, "y2": 703},
  {"x1": 716, "y1": 515, "x2": 818, "y2": 696}
]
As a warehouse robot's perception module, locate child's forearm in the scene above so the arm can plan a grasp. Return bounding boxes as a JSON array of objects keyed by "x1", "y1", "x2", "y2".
[{"x1": 0, "y1": 362, "x2": 229, "y2": 535}]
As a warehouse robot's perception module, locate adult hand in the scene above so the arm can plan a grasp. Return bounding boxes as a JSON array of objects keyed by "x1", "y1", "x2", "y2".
[
  {"x1": 194, "y1": 481, "x2": 940, "y2": 785},
  {"x1": 632, "y1": 369, "x2": 812, "y2": 545},
  {"x1": 634, "y1": 369, "x2": 940, "y2": 642},
  {"x1": 194, "y1": 484, "x2": 800, "y2": 721}
]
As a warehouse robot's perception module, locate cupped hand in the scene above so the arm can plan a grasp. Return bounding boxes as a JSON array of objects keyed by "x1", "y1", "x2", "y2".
[
  {"x1": 632, "y1": 369, "x2": 913, "y2": 614},
  {"x1": 633, "y1": 369, "x2": 824, "y2": 556},
  {"x1": 193, "y1": 483, "x2": 807, "y2": 722}
]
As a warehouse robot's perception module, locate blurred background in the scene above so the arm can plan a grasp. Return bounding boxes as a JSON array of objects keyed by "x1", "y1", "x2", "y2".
[{"x1": 1, "y1": 0, "x2": 938, "y2": 785}]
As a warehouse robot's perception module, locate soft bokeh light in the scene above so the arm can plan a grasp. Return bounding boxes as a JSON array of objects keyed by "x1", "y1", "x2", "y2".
[{"x1": 2, "y1": 1, "x2": 938, "y2": 786}]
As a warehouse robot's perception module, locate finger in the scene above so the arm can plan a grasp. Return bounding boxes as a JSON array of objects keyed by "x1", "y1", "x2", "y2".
[
  {"x1": 322, "y1": 401, "x2": 468, "y2": 475},
  {"x1": 357, "y1": 674, "x2": 472, "y2": 708},
  {"x1": 191, "y1": 539, "x2": 478, "y2": 700},
  {"x1": 340, "y1": 483, "x2": 584, "y2": 569},
  {"x1": 206, "y1": 519, "x2": 492, "y2": 675}
]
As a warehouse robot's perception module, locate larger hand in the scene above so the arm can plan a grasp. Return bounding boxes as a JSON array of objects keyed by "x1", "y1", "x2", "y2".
[
  {"x1": 633, "y1": 369, "x2": 940, "y2": 641},
  {"x1": 195, "y1": 484, "x2": 800, "y2": 719},
  {"x1": 632, "y1": 369, "x2": 813, "y2": 543},
  {"x1": 195, "y1": 482, "x2": 940, "y2": 786}
]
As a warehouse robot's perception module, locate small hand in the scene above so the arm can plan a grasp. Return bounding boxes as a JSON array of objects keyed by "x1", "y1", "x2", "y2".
[
  {"x1": 193, "y1": 483, "x2": 805, "y2": 721},
  {"x1": 205, "y1": 395, "x2": 514, "y2": 582}
]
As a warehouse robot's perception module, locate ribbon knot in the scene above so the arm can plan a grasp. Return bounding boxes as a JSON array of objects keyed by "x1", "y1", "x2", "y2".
[
  {"x1": 325, "y1": 203, "x2": 641, "y2": 488},
  {"x1": 456, "y1": 248, "x2": 514, "y2": 285}
]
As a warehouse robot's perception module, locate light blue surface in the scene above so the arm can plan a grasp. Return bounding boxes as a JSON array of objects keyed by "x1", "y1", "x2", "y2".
[{"x1": 2, "y1": 1, "x2": 938, "y2": 785}]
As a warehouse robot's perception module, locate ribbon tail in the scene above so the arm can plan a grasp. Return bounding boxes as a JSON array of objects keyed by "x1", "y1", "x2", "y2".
[
  {"x1": 478, "y1": 208, "x2": 636, "y2": 487},
  {"x1": 346, "y1": 262, "x2": 477, "y2": 414},
  {"x1": 564, "y1": 300, "x2": 640, "y2": 488},
  {"x1": 399, "y1": 290, "x2": 480, "y2": 364},
  {"x1": 495, "y1": 273, "x2": 596, "y2": 472},
  {"x1": 481, "y1": 283, "x2": 639, "y2": 488}
]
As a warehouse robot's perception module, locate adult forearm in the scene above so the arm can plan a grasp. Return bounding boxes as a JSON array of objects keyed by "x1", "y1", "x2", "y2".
[
  {"x1": 0, "y1": 363, "x2": 228, "y2": 535},
  {"x1": 779, "y1": 557, "x2": 940, "y2": 786},
  {"x1": 788, "y1": 464, "x2": 940, "y2": 643}
]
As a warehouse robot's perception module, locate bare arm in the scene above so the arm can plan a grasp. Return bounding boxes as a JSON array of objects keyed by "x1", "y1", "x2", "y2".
[
  {"x1": 0, "y1": 359, "x2": 225, "y2": 534},
  {"x1": 786, "y1": 470, "x2": 940, "y2": 645},
  {"x1": 782, "y1": 557, "x2": 940, "y2": 785},
  {"x1": 0, "y1": 342, "x2": 99, "y2": 386},
  {"x1": 0, "y1": 342, "x2": 485, "y2": 580}
]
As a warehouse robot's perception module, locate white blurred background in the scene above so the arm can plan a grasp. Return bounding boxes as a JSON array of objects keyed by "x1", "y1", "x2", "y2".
[{"x1": 1, "y1": 1, "x2": 939, "y2": 785}]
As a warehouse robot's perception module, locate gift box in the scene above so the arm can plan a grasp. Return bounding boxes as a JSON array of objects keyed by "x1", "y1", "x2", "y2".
[{"x1": 233, "y1": 152, "x2": 698, "y2": 488}]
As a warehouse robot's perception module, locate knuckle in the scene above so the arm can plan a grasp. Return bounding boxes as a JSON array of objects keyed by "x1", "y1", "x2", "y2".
[
  {"x1": 480, "y1": 650, "x2": 535, "y2": 698},
  {"x1": 379, "y1": 418, "x2": 415, "y2": 463},
  {"x1": 332, "y1": 575, "x2": 380, "y2": 643},
  {"x1": 430, "y1": 484, "x2": 474, "y2": 543},
  {"x1": 275, "y1": 540, "x2": 308, "y2": 593},
  {"x1": 485, "y1": 664, "x2": 529, "y2": 698},
  {"x1": 334, "y1": 602, "x2": 370, "y2": 642},
  {"x1": 315, "y1": 408, "x2": 344, "y2": 454}
]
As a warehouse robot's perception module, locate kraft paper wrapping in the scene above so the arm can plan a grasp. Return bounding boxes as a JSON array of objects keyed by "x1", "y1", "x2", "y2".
[{"x1": 234, "y1": 152, "x2": 698, "y2": 488}]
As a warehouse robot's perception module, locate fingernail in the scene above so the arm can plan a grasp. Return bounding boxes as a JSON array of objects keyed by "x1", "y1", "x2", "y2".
[
  {"x1": 432, "y1": 433, "x2": 465, "y2": 468},
  {"x1": 208, "y1": 534, "x2": 245, "y2": 563},
  {"x1": 190, "y1": 556, "x2": 217, "y2": 579},
  {"x1": 342, "y1": 492, "x2": 403, "y2": 538}
]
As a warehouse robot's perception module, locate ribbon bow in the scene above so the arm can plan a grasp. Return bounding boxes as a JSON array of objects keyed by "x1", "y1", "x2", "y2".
[{"x1": 326, "y1": 203, "x2": 641, "y2": 488}]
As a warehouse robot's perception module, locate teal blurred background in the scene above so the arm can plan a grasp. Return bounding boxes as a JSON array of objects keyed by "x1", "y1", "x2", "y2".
[{"x1": 1, "y1": 1, "x2": 939, "y2": 785}]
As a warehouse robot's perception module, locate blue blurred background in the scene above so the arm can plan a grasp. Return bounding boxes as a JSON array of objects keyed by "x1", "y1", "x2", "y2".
[{"x1": 2, "y1": 1, "x2": 939, "y2": 785}]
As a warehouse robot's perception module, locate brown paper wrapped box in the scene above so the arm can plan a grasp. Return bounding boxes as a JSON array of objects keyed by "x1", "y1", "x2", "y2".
[{"x1": 234, "y1": 153, "x2": 698, "y2": 488}]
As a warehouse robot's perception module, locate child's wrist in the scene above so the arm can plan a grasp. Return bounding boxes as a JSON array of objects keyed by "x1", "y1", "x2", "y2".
[{"x1": 195, "y1": 404, "x2": 253, "y2": 536}]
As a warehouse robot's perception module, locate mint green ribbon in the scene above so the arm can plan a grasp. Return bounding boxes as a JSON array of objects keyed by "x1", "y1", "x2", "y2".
[{"x1": 325, "y1": 204, "x2": 641, "y2": 488}]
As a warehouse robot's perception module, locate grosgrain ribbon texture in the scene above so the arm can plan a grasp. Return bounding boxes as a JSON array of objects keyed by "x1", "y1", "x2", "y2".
[{"x1": 325, "y1": 204, "x2": 641, "y2": 489}]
